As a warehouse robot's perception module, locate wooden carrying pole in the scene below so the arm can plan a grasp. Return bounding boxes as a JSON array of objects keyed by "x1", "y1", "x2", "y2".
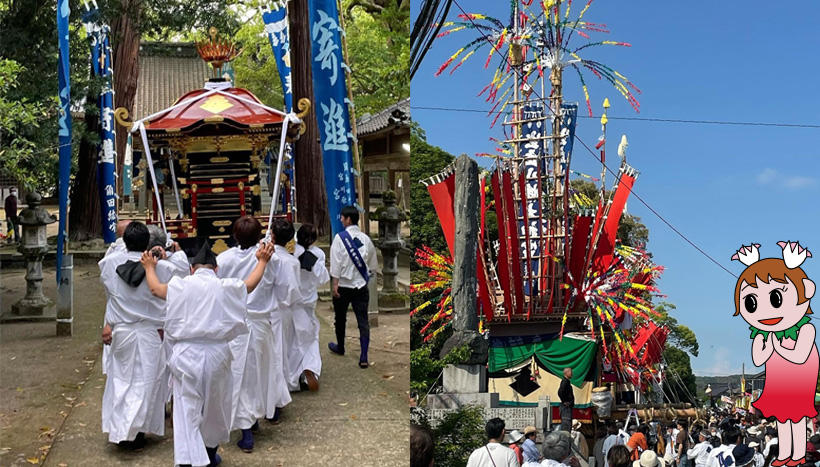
[{"x1": 336, "y1": 1, "x2": 364, "y2": 211}]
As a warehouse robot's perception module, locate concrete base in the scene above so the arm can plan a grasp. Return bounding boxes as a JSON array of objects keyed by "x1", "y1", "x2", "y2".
[
  {"x1": 2, "y1": 307, "x2": 56, "y2": 323},
  {"x1": 442, "y1": 364, "x2": 487, "y2": 394},
  {"x1": 426, "y1": 392, "x2": 499, "y2": 410},
  {"x1": 378, "y1": 291, "x2": 409, "y2": 313},
  {"x1": 9, "y1": 297, "x2": 55, "y2": 318}
]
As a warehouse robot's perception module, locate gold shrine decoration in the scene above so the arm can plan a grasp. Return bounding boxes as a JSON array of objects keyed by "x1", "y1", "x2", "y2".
[
  {"x1": 196, "y1": 27, "x2": 241, "y2": 78},
  {"x1": 114, "y1": 107, "x2": 132, "y2": 129},
  {"x1": 295, "y1": 98, "x2": 311, "y2": 136}
]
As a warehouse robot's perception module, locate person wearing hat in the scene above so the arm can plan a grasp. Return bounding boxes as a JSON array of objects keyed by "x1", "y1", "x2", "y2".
[
  {"x1": 633, "y1": 449, "x2": 666, "y2": 467},
  {"x1": 217, "y1": 216, "x2": 290, "y2": 453},
  {"x1": 98, "y1": 221, "x2": 188, "y2": 450},
  {"x1": 571, "y1": 419, "x2": 590, "y2": 460},
  {"x1": 747, "y1": 439, "x2": 764, "y2": 467},
  {"x1": 509, "y1": 430, "x2": 525, "y2": 465},
  {"x1": 142, "y1": 239, "x2": 274, "y2": 467},
  {"x1": 523, "y1": 426, "x2": 540, "y2": 463},
  {"x1": 732, "y1": 444, "x2": 756, "y2": 467},
  {"x1": 466, "y1": 418, "x2": 520, "y2": 467},
  {"x1": 687, "y1": 431, "x2": 713, "y2": 467}
]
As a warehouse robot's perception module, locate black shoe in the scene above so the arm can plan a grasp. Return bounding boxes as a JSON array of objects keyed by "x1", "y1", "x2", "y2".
[
  {"x1": 206, "y1": 445, "x2": 221, "y2": 466},
  {"x1": 328, "y1": 342, "x2": 345, "y2": 355},
  {"x1": 132, "y1": 432, "x2": 146, "y2": 450},
  {"x1": 250, "y1": 420, "x2": 259, "y2": 432}
]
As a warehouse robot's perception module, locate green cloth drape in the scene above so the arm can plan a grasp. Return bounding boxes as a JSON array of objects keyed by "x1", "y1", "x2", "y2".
[{"x1": 489, "y1": 337, "x2": 597, "y2": 387}]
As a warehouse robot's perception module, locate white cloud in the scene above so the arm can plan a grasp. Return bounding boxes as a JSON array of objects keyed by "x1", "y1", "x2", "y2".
[
  {"x1": 756, "y1": 168, "x2": 816, "y2": 190},
  {"x1": 784, "y1": 176, "x2": 817, "y2": 189},
  {"x1": 756, "y1": 168, "x2": 777, "y2": 185},
  {"x1": 695, "y1": 347, "x2": 734, "y2": 376}
]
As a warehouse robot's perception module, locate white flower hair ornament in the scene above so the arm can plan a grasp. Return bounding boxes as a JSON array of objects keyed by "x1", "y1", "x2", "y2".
[
  {"x1": 778, "y1": 241, "x2": 812, "y2": 269},
  {"x1": 731, "y1": 243, "x2": 761, "y2": 266}
]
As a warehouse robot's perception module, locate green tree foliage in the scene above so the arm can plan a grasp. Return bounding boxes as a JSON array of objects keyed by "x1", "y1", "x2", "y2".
[
  {"x1": 415, "y1": 405, "x2": 486, "y2": 467},
  {"x1": 0, "y1": 59, "x2": 52, "y2": 190},
  {"x1": 653, "y1": 302, "x2": 699, "y2": 357},
  {"x1": 232, "y1": 17, "x2": 285, "y2": 109},
  {"x1": 663, "y1": 346, "x2": 698, "y2": 404},
  {"x1": 409, "y1": 130, "x2": 454, "y2": 254},
  {"x1": 343, "y1": 1, "x2": 409, "y2": 115},
  {"x1": 570, "y1": 179, "x2": 649, "y2": 247},
  {"x1": 410, "y1": 343, "x2": 470, "y2": 395}
]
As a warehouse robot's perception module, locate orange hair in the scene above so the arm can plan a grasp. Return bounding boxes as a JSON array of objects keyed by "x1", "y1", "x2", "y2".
[{"x1": 733, "y1": 258, "x2": 813, "y2": 316}]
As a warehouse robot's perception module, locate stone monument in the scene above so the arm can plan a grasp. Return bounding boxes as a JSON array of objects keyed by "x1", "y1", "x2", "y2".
[{"x1": 8, "y1": 192, "x2": 57, "y2": 321}]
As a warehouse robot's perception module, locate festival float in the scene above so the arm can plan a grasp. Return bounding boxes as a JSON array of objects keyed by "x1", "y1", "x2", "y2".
[
  {"x1": 414, "y1": 0, "x2": 696, "y2": 428},
  {"x1": 114, "y1": 26, "x2": 307, "y2": 253}
]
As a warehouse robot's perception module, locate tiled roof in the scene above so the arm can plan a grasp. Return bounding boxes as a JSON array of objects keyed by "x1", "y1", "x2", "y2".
[
  {"x1": 356, "y1": 98, "x2": 410, "y2": 137},
  {"x1": 132, "y1": 42, "x2": 211, "y2": 120}
]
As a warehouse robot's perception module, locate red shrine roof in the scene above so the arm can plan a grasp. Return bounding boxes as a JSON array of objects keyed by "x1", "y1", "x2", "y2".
[{"x1": 145, "y1": 85, "x2": 284, "y2": 132}]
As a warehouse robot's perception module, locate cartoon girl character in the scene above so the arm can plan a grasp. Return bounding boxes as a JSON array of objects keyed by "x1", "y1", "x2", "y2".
[{"x1": 732, "y1": 241, "x2": 819, "y2": 467}]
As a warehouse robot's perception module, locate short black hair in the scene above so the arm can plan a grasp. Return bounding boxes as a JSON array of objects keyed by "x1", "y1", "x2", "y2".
[
  {"x1": 272, "y1": 219, "x2": 294, "y2": 246},
  {"x1": 296, "y1": 223, "x2": 318, "y2": 249},
  {"x1": 340, "y1": 205, "x2": 359, "y2": 225},
  {"x1": 678, "y1": 420, "x2": 688, "y2": 430},
  {"x1": 233, "y1": 215, "x2": 262, "y2": 249},
  {"x1": 637, "y1": 424, "x2": 649, "y2": 435},
  {"x1": 123, "y1": 221, "x2": 149, "y2": 252},
  {"x1": 723, "y1": 427, "x2": 741, "y2": 446},
  {"x1": 485, "y1": 418, "x2": 505, "y2": 440},
  {"x1": 410, "y1": 424, "x2": 434, "y2": 467}
]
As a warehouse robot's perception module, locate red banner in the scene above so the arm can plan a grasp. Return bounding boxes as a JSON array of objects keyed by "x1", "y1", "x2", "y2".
[
  {"x1": 425, "y1": 171, "x2": 457, "y2": 256},
  {"x1": 592, "y1": 171, "x2": 636, "y2": 272}
]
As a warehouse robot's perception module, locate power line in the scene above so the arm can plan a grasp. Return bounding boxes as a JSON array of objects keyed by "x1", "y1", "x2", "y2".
[
  {"x1": 446, "y1": 0, "x2": 738, "y2": 279},
  {"x1": 411, "y1": 105, "x2": 820, "y2": 129}
]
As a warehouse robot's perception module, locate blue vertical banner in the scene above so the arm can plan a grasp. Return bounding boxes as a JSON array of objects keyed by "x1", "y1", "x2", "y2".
[
  {"x1": 262, "y1": 2, "x2": 293, "y2": 113},
  {"x1": 518, "y1": 103, "x2": 548, "y2": 296},
  {"x1": 56, "y1": 0, "x2": 72, "y2": 283},
  {"x1": 559, "y1": 103, "x2": 578, "y2": 171},
  {"x1": 262, "y1": 2, "x2": 297, "y2": 216},
  {"x1": 308, "y1": 0, "x2": 357, "y2": 235},
  {"x1": 83, "y1": 5, "x2": 117, "y2": 243}
]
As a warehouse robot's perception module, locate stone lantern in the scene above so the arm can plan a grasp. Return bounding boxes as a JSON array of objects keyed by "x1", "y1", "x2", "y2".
[
  {"x1": 10, "y1": 192, "x2": 57, "y2": 319},
  {"x1": 376, "y1": 190, "x2": 409, "y2": 312}
]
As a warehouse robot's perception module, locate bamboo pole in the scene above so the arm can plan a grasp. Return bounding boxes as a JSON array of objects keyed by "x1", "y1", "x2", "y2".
[{"x1": 336, "y1": 1, "x2": 365, "y2": 212}]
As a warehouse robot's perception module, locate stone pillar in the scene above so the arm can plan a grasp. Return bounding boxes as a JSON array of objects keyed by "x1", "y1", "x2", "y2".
[
  {"x1": 440, "y1": 155, "x2": 488, "y2": 363},
  {"x1": 56, "y1": 254, "x2": 74, "y2": 336},
  {"x1": 377, "y1": 190, "x2": 409, "y2": 313}
]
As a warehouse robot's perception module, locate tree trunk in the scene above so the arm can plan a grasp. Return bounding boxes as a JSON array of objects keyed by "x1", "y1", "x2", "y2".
[
  {"x1": 68, "y1": 104, "x2": 102, "y2": 241},
  {"x1": 111, "y1": 0, "x2": 141, "y2": 196},
  {"x1": 289, "y1": 0, "x2": 329, "y2": 235}
]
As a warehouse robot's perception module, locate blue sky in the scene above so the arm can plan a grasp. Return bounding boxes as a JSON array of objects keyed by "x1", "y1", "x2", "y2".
[{"x1": 411, "y1": 0, "x2": 820, "y2": 376}]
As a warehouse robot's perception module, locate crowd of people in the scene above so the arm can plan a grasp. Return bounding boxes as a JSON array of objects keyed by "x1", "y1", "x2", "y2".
[
  {"x1": 412, "y1": 410, "x2": 820, "y2": 467},
  {"x1": 97, "y1": 206, "x2": 377, "y2": 467}
]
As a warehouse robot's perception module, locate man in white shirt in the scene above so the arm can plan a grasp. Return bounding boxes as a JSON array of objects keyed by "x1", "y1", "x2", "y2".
[
  {"x1": 705, "y1": 427, "x2": 741, "y2": 467},
  {"x1": 98, "y1": 221, "x2": 187, "y2": 449},
  {"x1": 216, "y1": 216, "x2": 283, "y2": 453},
  {"x1": 603, "y1": 421, "x2": 625, "y2": 467},
  {"x1": 467, "y1": 418, "x2": 520, "y2": 467},
  {"x1": 142, "y1": 240, "x2": 273, "y2": 467},
  {"x1": 687, "y1": 431, "x2": 713, "y2": 467},
  {"x1": 328, "y1": 205, "x2": 378, "y2": 368},
  {"x1": 291, "y1": 223, "x2": 330, "y2": 391}
]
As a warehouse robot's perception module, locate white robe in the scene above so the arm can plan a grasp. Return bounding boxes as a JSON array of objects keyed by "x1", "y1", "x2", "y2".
[
  {"x1": 270, "y1": 245, "x2": 303, "y2": 392},
  {"x1": 217, "y1": 246, "x2": 283, "y2": 429},
  {"x1": 165, "y1": 268, "x2": 248, "y2": 467},
  {"x1": 291, "y1": 244, "x2": 330, "y2": 384},
  {"x1": 98, "y1": 248, "x2": 185, "y2": 443},
  {"x1": 101, "y1": 238, "x2": 126, "y2": 376}
]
